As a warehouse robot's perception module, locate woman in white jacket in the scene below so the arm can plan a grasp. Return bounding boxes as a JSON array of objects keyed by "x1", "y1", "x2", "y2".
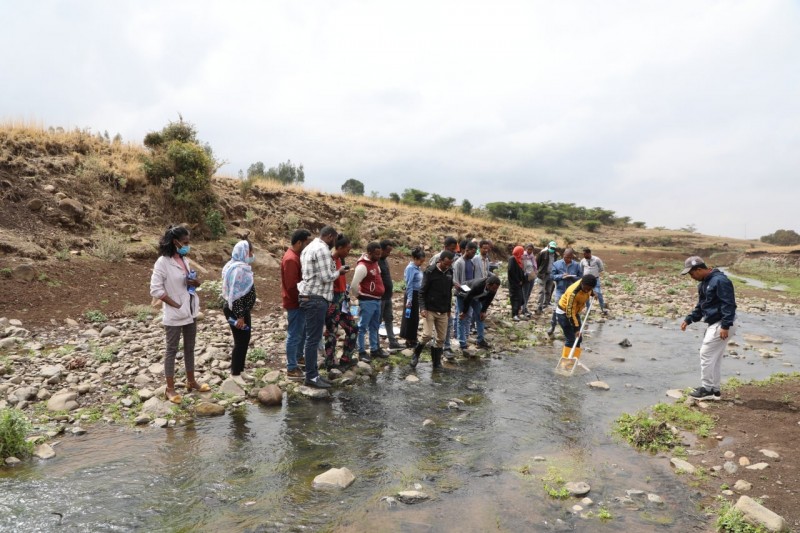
[{"x1": 149, "y1": 226, "x2": 210, "y2": 403}]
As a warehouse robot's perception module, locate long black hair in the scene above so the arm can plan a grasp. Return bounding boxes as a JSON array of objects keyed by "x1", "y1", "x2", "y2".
[{"x1": 158, "y1": 226, "x2": 189, "y2": 257}]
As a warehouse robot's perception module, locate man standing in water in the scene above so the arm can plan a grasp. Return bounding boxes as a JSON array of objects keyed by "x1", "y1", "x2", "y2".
[{"x1": 680, "y1": 256, "x2": 737, "y2": 401}]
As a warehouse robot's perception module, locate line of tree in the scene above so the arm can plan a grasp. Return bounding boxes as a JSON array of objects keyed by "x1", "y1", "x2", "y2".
[
  {"x1": 760, "y1": 229, "x2": 800, "y2": 246},
  {"x1": 483, "y1": 201, "x2": 630, "y2": 230},
  {"x1": 246, "y1": 160, "x2": 305, "y2": 185}
]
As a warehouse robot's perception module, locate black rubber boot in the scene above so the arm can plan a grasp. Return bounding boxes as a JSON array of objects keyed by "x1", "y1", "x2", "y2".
[
  {"x1": 410, "y1": 343, "x2": 424, "y2": 369},
  {"x1": 432, "y1": 347, "x2": 443, "y2": 369}
]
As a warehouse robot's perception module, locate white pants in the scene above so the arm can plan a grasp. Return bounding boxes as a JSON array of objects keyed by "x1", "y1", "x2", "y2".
[{"x1": 699, "y1": 321, "x2": 737, "y2": 390}]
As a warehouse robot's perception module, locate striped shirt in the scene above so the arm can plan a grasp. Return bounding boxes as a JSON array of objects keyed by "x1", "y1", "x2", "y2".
[{"x1": 298, "y1": 237, "x2": 339, "y2": 302}]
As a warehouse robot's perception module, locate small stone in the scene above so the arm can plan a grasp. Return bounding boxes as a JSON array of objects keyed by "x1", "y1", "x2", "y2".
[
  {"x1": 587, "y1": 381, "x2": 610, "y2": 391},
  {"x1": 533, "y1": 456, "x2": 546, "y2": 462},
  {"x1": 666, "y1": 389, "x2": 684, "y2": 399},
  {"x1": 264, "y1": 370, "x2": 281, "y2": 383},
  {"x1": 153, "y1": 418, "x2": 168, "y2": 428},
  {"x1": 219, "y1": 378, "x2": 246, "y2": 397},
  {"x1": 618, "y1": 338, "x2": 632, "y2": 347},
  {"x1": 670, "y1": 458, "x2": 696, "y2": 474},
  {"x1": 745, "y1": 462, "x2": 770, "y2": 471},
  {"x1": 396, "y1": 490, "x2": 430, "y2": 504},
  {"x1": 734, "y1": 480, "x2": 752, "y2": 492},
  {"x1": 626, "y1": 489, "x2": 646, "y2": 498},
  {"x1": 565, "y1": 481, "x2": 591, "y2": 496},
  {"x1": 47, "y1": 391, "x2": 79, "y2": 412},
  {"x1": 33, "y1": 443, "x2": 56, "y2": 459},
  {"x1": 5, "y1": 457, "x2": 21, "y2": 466},
  {"x1": 422, "y1": 419, "x2": 434, "y2": 427},
  {"x1": 71, "y1": 427, "x2": 86, "y2": 435},
  {"x1": 405, "y1": 374, "x2": 420, "y2": 383},
  {"x1": 724, "y1": 451, "x2": 735, "y2": 459},
  {"x1": 572, "y1": 505, "x2": 583, "y2": 512},
  {"x1": 312, "y1": 467, "x2": 356, "y2": 489},
  {"x1": 759, "y1": 449, "x2": 779, "y2": 459},
  {"x1": 195, "y1": 402, "x2": 226, "y2": 416},
  {"x1": 297, "y1": 385, "x2": 330, "y2": 399},
  {"x1": 724, "y1": 461, "x2": 738, "y2": 474},
  {"x1": 581, "y1": 497, "x2": 593, "y2": 506},
  {"x1": 134, "y1": 414, "x2": 151, "y2": 425},
  {"x1": 647, "y1": 493, "x2": 664, "y2": 504},
  {"x1": 739, "y1": 456, "x2": 751, "y2": 466}
]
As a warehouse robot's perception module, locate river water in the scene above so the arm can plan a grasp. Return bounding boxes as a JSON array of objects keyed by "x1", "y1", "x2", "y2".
[{"x1": 1, "y1": 313, "x2": 798, "y2": 532}]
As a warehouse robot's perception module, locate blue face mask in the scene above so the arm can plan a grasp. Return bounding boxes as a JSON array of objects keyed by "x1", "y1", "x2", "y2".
[
  {"x1": 245, "y1": 255, "x2": 255, "y2": 264},
  {"x1": 177, "y1": 245, "x2": 190, "y2": 256}
]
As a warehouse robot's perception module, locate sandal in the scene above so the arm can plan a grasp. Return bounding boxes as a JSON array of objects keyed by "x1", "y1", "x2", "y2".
[
  {"x1": 166, "y1": 389, "x2": 183, "y2": 404},
  {"x1": 186, "y1": 382, "x2": 211, "y2": 392}
]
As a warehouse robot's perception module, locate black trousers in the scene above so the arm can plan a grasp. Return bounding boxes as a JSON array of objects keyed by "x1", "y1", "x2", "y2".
[{"x1": 223, "y1": 306, "x2": 252, "y2": 376}]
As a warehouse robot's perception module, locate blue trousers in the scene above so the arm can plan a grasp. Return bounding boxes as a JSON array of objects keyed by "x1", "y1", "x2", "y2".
[{"x1": 357, "y1": 299, "x2": 381, "y2": 352}]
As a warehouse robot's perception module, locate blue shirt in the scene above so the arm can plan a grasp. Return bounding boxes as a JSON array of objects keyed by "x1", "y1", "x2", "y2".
[
  {"x1": 404, "y1": 262, "x2": 423, "y2": 304},
  {"x1": 551, "y1": 259, "x2": 583, "y2": 297}
]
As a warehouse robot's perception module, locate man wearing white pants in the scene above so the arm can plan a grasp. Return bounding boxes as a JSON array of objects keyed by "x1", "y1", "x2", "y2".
[{"x1": 680, "y1": 256, "x2": 737, "y2": 400}]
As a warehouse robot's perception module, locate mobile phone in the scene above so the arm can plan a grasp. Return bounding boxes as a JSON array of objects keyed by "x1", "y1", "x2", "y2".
[{"x1": 343, "y1": 265, "x2": 350, "y2": 271}]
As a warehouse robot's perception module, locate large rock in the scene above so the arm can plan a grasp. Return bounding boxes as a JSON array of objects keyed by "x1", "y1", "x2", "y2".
[
  {"x1": 297, "y1": 385, "x2": 330, "y2": 399},
  {"x1": 670, "y1": 458, "x2": 696, "y2": 474},
  {"x1": 47, "y1": 391, "x2": 79, "y2": 411},
  {"x1": 33, "y1": 443, "x2": 56, "y2": 460},
  {"x1": 11, "y1": 264, "x2": 37, "y2": 282},
  {"x1": 734, "y1": 495, "x2": 788, "y2": 532},
  {"x1": 565, "y1": 481, "x2": 591, "y2": 496},
  {"x1": 219, "y1": 378, "x2": 246, "y2": 397},
  {"x1": 312, "y1": 467, "x2": 356, "y2": 489},
  {"x1": 0, "y1": 337, "x2": 18, "y2": 350},
  {"x1": 40, "y1": 365, "x2": 64, "y2": 380},
  {"x1": 9, "y1": 386, "x2": 39, "y2": 405},
  {"x1": 396, "y1": 490, "x2": 430, "y2": 504},
  {"x1": 141, "y1": 396, "x2": 173, "y2": 417},
  {"x1": 100, "y1": 326, "x2": 120, "y2": 338},
  {"x1": 58, "y1": 198, "x2": 85, "y2": 222},
  {"x1": 195, "y1": 402, "x2": 226, "y2": 417},
  {"x1": 257, "y1": 385, "x2": 283, "y2": 406}
]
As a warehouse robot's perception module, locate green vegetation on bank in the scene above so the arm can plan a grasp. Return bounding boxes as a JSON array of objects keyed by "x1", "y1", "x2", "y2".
[
  {"x1": 728, "y1": 257, "x2": 800, "y2": 296},
  {"x1": 613, "y1": 402, "x2": 715, "y2": 453},
  {"x1": 0, "y1": 408, "x2": 34, "y2": 459}
]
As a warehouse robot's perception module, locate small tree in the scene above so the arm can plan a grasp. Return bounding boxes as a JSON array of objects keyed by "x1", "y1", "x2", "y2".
[
  {"x1": 341, "y1": 178, "x2": 365, "y2": 195},
  {"x1": 461, "y1": 199, "x2": 473, "y2": 215},
  {"x1": 388, "y1": 192, "x2": 400, "y2": 203},
  {"x1": 265, "y1": 160, "x2": 305, "y2": 184},
  {"x1": 247, "y1": 161, "x2": 267, "y2": 179},
  {"x1": 585, "y1": 220, "x2": 601, "y2": 233},
  {"x1": 761, "y1": 229, "x2": 800, "y2": 246}
]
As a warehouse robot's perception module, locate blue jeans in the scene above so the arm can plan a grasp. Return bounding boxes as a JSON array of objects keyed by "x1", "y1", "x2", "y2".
[
  {"x1": 301, "y1": 298, "x2": 328, "y2": 380},
  {"x1": 357, "y1": 299, "x2": 381, "y2": 352},
  {"x1": 594, "y1": 280, "x2": 605, "y2": 310},
  {"x1": 457, "y1": 297, "x2": 485, "y2": 348},
  {"x1": 557, "y1": 313, "x2": 582, "y2": 349},
  {"x1": 285, "y1": 308, "x2": 305, "y2": 371}
]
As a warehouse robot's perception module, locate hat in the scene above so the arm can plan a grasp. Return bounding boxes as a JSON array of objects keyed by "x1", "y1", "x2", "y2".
[
  {"x1": 681, "y1": 256, "x2": 706, "y2": 275},
  {"x1": 548, "y1": 241, "x2": 557, "y2": 250}
]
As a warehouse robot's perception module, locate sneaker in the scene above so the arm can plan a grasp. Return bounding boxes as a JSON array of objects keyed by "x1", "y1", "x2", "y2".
[
  {"x1": 338, "y1": 358, "x2": 356, "y2": 370},
  {"x1": 388, "y1": 341, "x2": 403, "y2": 351},
  {"x1": 371, "y1": 348, "x2": 389, "y2": 359},
  {"x1": 512, "y1": 315, "x2": 521, "y2": 322},
  {"x1": 476, "y1": 340, "x2": 491, "y2": 349},
  {"x1": 304, "y1": 376, "x2": 331, "y2": 389},
  {"x1": 297, "y1": 357, "x2": 306, "y2": 367},
  {"x1": 359, "y1": 351, "x2": 371, "y2": 363},
  {"x1": 714, "y1": 390, "x2": 721, "y2": 400},
  {"x1": 286, "y1": 369, "x2": 304, "y2": 381},
  {"x1": 689, "y1": 387, "x2": 716, "y2": 400}
]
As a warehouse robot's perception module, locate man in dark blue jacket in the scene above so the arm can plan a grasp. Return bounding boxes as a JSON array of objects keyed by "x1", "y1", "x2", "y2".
[{"x1": 680, "y1": 256, "x2": 737, "y2": 401}]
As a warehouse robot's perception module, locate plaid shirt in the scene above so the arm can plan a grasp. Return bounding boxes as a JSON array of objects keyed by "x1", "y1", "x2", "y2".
[{"x1": 299, "y1": 237, "x2": 339, "y2": 302}]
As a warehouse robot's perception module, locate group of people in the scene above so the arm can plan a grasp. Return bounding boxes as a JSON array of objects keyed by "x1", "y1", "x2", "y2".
[{"x1": 149, "y1": 224, "x2": 738, "y2": 402}]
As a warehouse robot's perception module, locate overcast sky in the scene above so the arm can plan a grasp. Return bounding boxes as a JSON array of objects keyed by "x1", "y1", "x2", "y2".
[{"x1": 2, "y1": 1, "x2": 798, "y2": 239}]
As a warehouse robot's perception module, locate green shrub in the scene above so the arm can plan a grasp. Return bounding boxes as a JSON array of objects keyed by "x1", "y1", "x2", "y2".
[
  {"x1": 204, "y1": 209, "x2": 226, "y2": 239},
  {"x1": 85, "y1": 309, "x2": 108, "y2": 323},
  {"x1": 715, "y1": 497, "x2": 766, "y2": 532},
  {"x1": 200, "y1": 280, "x2": 225, "y2": 309},
  {"x1": 247, "y1": 348, "x2": 267, "y2": 363},
  {"x1": 91, "y1": 232, "x2": 127, "y2": 262},
  {"x1": 584, "y1": 220, "x2": 601, "y2": 233},
  {"x1": 0, "y1": 268, "x2": 11, "y2": 279},
  {"x1": 0, "y1": 408, "x2": 34, "y2": 459}
]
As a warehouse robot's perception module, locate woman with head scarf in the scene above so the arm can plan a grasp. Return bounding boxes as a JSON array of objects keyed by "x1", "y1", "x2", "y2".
[
  {"x1": 149, "y1": 225, "x2": 209, "y2": 403},
  {"x1": 507, "y1": 245, "x2": 526, "y2": 321},
  {"x1": 222, "y1": 239, "x2": 257, "y2": 386}
]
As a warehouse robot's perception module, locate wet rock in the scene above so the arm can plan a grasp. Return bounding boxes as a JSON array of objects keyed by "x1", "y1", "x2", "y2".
[
  {"x1": 153, "y1": 418, "x2": 168, "y2": 428},
  {"x1": 257, "y1": 385, "x2": 283, "y2": 406},
  {"x1": 405, "y1": 374, "x2": 420, "y2": 383},
  {"x1": 297, "y1": 385, "x2": 330, "y2": 399},
  {"x1": 195, "y1": 402, "x2": 226, "y2": 417},
  {"x1": 219, "y1": 378, "x2": 245, "y2": 397},
  {"x1": 626, "y1": 489, "x2": 646, "y2": 499},
  {"x1": 734, "y1": 479, "x2": 752, "y2": 492},
  {"x1": 745, "y1": 462, "x2": 770, "y2": 471},
  {"x1": 588, "y1": 381, "x2": 610, "y2": 391},
  {"x1": 581, "y1": 497, "x2": 593, "y2": 506},
  {"x1": 33, "y1": 443, "x2": 56, "y2": 459},
  {"x1": 422, "y1": 419, "x2": 434, "y2": 427},
  {"x1": 670, "y1": 458, "x2": 695, "y2": 474},
  {"x1": 396, "y1": 490, "x2": 430, "y2": 504},
  {"x1": 760, "y1": 449, "x2": 779, "y2": 459},
  {"x1": 71, "y1": 426, "x2": 86, "y2": 435},
  {"x1": 734, "y1": 495, "x2": 788, "y2": 532},
  {"x1": 380, "y1": 496, "x2": 398, "y2": 508},
  {"x1": 666, "y1": 389, "x2": 684, "y2": 399},
  {"x1": 618, "y1": 338, "x2": 632, "y2": 347},
  {"x1": 141, "y1": 396, "x2": 172, "y2": 417},
  {"x1": 5, "y1": 457, "x2": 21, "y2": 466},
  {"x1": 565, "y1": 481, "x2": 591, "y2": 496},
  {"x1": 312, "y1": 467, "x2": 355, "y2": 489},
  {"x1": 47, "y1": 391, "x2": 79, "y2": 412},
  {"x1": 134, "y1": 414, "x2": 151, "y2": 425}
]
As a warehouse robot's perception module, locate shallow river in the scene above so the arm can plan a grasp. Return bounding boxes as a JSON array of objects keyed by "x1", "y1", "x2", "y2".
[{"x1": 1, "y1": 313, "x2": 798, "y2": 532}]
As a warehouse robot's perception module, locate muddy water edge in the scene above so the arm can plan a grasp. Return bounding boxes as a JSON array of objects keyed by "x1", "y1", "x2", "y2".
[{"x1": 1, "y1": 312, "x2": 798, "y2": 532}]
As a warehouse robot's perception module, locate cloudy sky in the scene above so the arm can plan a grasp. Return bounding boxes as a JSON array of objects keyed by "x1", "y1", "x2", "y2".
[{"x1": 2, "y1": 1, "x2": 798, "y2": 239}]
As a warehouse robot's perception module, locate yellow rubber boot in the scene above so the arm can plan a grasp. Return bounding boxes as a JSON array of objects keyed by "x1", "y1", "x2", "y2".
[
  {"x1": 573, "y1": 347, "x2": 582, "y2": 359},
  {"x1": 561, "y1": 346, "x2": 572, "y2": 359}
]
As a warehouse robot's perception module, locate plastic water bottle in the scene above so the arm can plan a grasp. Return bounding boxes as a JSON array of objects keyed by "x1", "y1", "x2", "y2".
[
  {"x1": 228, "y1": 317, "x2": 250, "y2": 331},
  {"x1": 405, "y1": 307, "x2": 412, "y2": 319},
  {"x1": 187, "y1": 270, "x2": 197, "y2": 294}
]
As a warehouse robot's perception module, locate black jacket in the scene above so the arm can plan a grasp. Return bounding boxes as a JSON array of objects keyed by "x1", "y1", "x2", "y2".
[
  {"x1": 685, "y1": 268, "x2": 737, "y2": 328},
  {"x1": 378, "y1": 257, "x2": 393, "y2": 300},
  {"x1": 461, "y1": 277, "x2": 497, "y2": 313},
  {"x1": 420, "y1": 264, "x2": 453, "y2": 313}
]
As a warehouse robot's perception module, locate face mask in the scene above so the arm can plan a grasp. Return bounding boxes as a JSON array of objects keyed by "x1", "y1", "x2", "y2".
[
  {"x1": 177, "y1": 245, "x2": 190, "y2": 256},
  {"x1": 245, "y1": 256, "x2": 255, "y2": 264}
]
